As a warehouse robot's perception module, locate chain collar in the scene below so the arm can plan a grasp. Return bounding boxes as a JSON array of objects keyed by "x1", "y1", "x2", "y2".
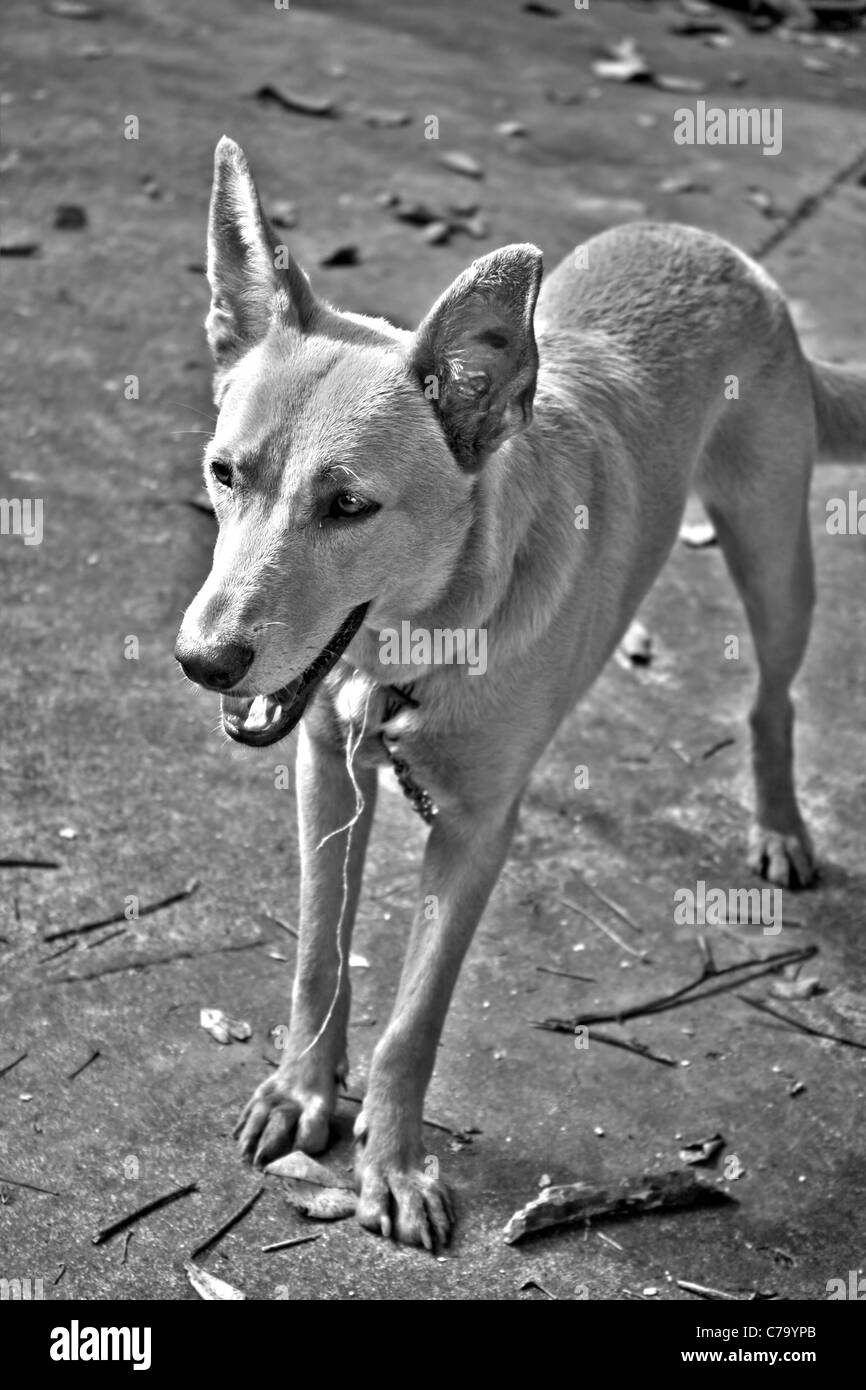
[{"x1": 381, "y1": 682, "x2": 439, "y2": 825}]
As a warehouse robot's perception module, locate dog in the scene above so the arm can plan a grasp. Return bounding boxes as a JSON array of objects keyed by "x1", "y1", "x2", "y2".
[{"x1": 175, "y1": 136, "x2": 866, "y2": 1249}]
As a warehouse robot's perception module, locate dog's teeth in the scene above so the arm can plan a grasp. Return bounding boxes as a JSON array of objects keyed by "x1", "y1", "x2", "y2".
[{"x1": 244, "y1": 695, "x2": 275, "y2": 731}]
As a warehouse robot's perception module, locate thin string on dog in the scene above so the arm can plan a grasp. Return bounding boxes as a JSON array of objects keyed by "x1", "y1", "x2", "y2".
[{"x1": 298, "y1": 682, "x2": 373, "y2": 1060}]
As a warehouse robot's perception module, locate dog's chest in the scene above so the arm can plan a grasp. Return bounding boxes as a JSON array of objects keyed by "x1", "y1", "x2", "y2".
[{"x1": 330, "y1": 668, "x2": 440, "y2": 824}]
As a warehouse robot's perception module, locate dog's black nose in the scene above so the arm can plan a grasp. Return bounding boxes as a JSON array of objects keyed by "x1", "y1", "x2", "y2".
[{"x1": 175, "y1": 639, "x2": 254, "y2": 692}]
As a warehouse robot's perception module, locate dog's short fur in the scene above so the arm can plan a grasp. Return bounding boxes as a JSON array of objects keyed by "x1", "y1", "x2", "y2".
[{"x1": 176, "y1": 137, "x2": 866, "y2": 1249}]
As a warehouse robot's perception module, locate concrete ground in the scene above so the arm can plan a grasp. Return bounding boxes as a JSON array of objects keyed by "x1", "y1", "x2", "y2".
[{"x1": 1, "y1": 0, "x2": 864, "y2": 1300}]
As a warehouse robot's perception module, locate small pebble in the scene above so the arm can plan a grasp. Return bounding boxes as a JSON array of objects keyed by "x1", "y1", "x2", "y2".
[
  {"x1": 270, "y1": 199, "x2": 297, "y2": 228},
  {"x1": 362, "y1": 109, "x2": 411, "y2": 128},
  {"x1": 423, "y1": 220, "x2": 451, "y2": 246},
  {"x1": 54, "y1": 204, "x2": 88, "y2": 230},
  {"x1": 47, "y1": 1, "x2": 102, "y2": 16},
  {"x1": 440, "y1": 150, "x2": 484, "y2": 179},
  {"x1": 319, "y1": 245, "x2": 359, "y2": 268},
  {"x1": 654, "y1": 74, "x2": 707, "y2": 94}
]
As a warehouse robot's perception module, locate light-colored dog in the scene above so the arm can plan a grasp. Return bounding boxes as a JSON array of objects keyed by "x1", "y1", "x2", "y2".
[{"x1": 176, "y1": 137, "x2": 866, "y2": 1249}]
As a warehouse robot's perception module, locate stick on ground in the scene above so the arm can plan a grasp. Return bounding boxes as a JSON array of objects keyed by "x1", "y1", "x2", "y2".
[
  {"x1": 262, "y1": 1233, "x2": 322, "y2": 1253},
  {"x1": 189, "y1": 1185, "x2": 264, "y2": 1260},
  {"x1": 45, "y1": 878, "x2": 200, "y2": 942},
  {"x1": 0, "y1": 1051, "x2": 28, "y2": 1079},
  {"x1": 533, "y1": 944, "x2": 817, "y2": 1034},
  {"x1": 738, "y1": 994, "x2": 866, "y2": 1052},
  {"x1": 503, "y1": 1169, "x2": 730, "y2": 1244},
  {"x1": 92, "y1": 1181, "x2": 199, "y2": 1245},
  {"x1": 0, "y1": 1172, "x2": 66, "y2": 1197}
]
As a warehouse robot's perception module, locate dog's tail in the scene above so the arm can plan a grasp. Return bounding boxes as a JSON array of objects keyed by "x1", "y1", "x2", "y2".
[{"x1": 809, "y1": 360, "x2": 866, "y2": 462}]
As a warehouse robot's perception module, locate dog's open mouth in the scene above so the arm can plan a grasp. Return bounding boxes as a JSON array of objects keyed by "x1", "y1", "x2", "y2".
[{"x1": 220, "y1": 602, "x2": 370, "y2": 747}]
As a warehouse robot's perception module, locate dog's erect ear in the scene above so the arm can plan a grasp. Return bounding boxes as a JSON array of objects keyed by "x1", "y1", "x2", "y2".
[
  {"x1": 409, "y1": 244, "x2": 543, "y2": 470},
  {"x1": 205, "y1": 136, "x2": 318, "y2": 368}
]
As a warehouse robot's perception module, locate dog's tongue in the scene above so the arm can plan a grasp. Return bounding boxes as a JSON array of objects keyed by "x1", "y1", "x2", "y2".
[{"x1": 221, "y1": 681, "x2": 307, "y2": 747}]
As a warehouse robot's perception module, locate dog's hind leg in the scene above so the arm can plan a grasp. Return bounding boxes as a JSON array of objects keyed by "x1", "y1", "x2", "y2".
[
  {"x1": 235, "y1": 721, "x2": 378, "y2": 1165},
  {"x1": 696, "y1": 398, "x2": 816, "y2": 888}
]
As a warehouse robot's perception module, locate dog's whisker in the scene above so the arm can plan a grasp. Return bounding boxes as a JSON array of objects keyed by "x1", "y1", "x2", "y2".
[{"x1": 166, "y1": 399, "x2": 218, "y2": 424}]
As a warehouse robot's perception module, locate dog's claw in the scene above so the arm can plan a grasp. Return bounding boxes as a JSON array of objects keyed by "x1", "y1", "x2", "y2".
[
  {"x1": 356, "y1": 1155, "x2": 454, "y2": 1252},
  {"x1": 235, "y1": 1072, "x2": 334, "y2": 1165},
  {"x1": 748, "y1": 823, "x2": 816, "y2": 889}
]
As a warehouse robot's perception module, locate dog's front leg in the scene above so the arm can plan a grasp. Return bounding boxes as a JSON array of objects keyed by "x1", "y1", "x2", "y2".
[
  {"x1": 355, "y1": 796, "x2": 520, "y2": 1249},
  {"x1": 235, "y1": 721, "x2": 377, "y2": 1166}
]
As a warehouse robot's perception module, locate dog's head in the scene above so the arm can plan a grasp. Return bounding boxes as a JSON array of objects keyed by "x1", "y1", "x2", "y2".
[{"x1": 174, "y1": 137, "x2": 542, "y2": 745}]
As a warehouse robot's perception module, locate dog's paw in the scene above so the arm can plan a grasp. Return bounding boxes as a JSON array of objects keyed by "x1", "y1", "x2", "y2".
[
  {"x1": 748, "y1": 822, "x2": 816, "y2": 889},
  {"x1": 355, "y1": 1151, "x2": 455, "y2": 1252},
  {"x1": 234, "y1": 1069, "x2": 337, "y2": 1168}
]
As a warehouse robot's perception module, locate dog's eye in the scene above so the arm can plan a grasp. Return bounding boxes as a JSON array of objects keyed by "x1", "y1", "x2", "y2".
[
  {"x1": 210, "y1": 459, "x2": 233, "y2": 488},
  {"x1": 330, "y1": 491, "x2": 378, "y2": 519}
]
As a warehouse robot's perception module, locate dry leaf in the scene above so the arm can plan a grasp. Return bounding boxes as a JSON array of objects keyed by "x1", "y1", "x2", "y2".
[
  {"x1": 283, "y1": 1182, "x2": 358, "y2": 1221},
  {"x1": 679, "y1": 1133, "x2": 725, "y2": 1166},
  {"x1": 265, "y1": 1153, "x2": 355, "y2": 1189},
  {"x1": 184, "y1": 1262, "x2": 245, "y2": 1300},
  {"x1": 200, "y1": 1008, "x2": 251, "y2": 1045}
]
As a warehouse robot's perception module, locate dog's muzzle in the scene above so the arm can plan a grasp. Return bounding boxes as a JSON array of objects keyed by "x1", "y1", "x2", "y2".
[{"x1": 220, "y1": 602, "x2": 370, "y2": 747}]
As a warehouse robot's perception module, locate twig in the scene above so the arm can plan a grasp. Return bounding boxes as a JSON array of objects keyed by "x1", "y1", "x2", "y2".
[
  {"x1": 696, "y1": 933, "x2": 715, "y2": 975},
  {"x1": 92, "y1": 1181, "x2": 199, "y2": 1244},
  {"x1": 120, "y1": 1232, "x2": 132, "y2": 1265},
  {"x1": 53, "y1": 1263, "x2": 66, "y2": 1285},
  {"x1": 0, "y1": 1172, "x2": 65, "y2": 1197},
  {"x1": 519, "y1": 1277, "x2": 558, "y2": 1299},
  {"x1": 701, "y1": 738, "x2": 735, "y2": 762},
  {"x1": 587, "y1": 1029, "x2": 678, "y2": 1067},
  {"x1": 536, "y1": 965, "x2": 597, "y2": 983},
  {"x1": 189, "y1": 1185, "x2": 264, "y2": 1260},
  {"x1": 262, "y1": 1233, "x2": 322, "y2": 1253},
  {"x1": 41, "y1": 940, "x2": 77, "y2": 962},
  {"x1": 597, "y1": 1231, "x2": 623, "y2": 1251},
  {"x1": 504, "y1": 1170, "x2": 730, "y2": 1244},
  {"x1": 0, "y1": 858, "x2": 60, "y2": 869},
  {"x1": 257, "y1": 912, "x2": 299, "y2": 940},
  {"x1": 554, "y1": 896, "x2": 647, "y2": 960},
  {"x1": 85, "y1": 927, "x2": 127, "y2": 950},
  {"x1": 365, "y1": 874, "x2": 414, "y2": 903},
  {"x1": 668, "y1": 743, "x2": 692, "y2": 766},
  {"x1": 738, "y1": 995, "x2": 866, "y2": 1052},
  {"x1": 339, "y1": 1090, "x2": 476, "y2": 1142},
  {"x1": 533, "y1": 944, "x2": 817, "y2": 1034},
  {"x1": 44, "y1": 877, "x2": 200, "y2": 942},
  {"x1": 67, "y1": 1048, "x2": 102, "y2": 1081},
  {"x1": 677, "y1": 1278, "x2": 740, "y2": 1301},
  {"x1": 582, "y1": 883, "x2": 643, "y2": 934},
  {"x1": 42, "y1": 936, "x2": 263, "y2": 987},
  {"x1": 0, "y1": 1050, "x2": 28, "y2": 1079}
]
